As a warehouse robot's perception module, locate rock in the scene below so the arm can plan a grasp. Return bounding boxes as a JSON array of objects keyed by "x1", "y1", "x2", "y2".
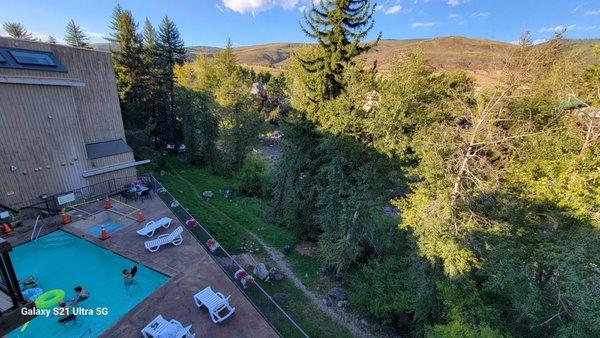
[
  {"x1": 323, "y1": 297, "x2": 333, "y2": 307},
  {"x1": 253, "y1": 263, "x2": 269, "y2": 280},
  {"x1": 269, "y1": 267, "x2": 285, "y2": 282},
  {"x1": 328, "y1": 287, "x2": 347, "y2": 301},
  {"x1": 160, "y1": 170, "x2": 166, "y2": 176},
  {"x1": 273, "y1": 292, "x2": 289, "y2": 304},
  {"x1": 360, "y1": 319, "x2": 369, "y2": 327},
  {"x1": 337, "y1": 300, "x2": 348, "y2": 308},
  {"x1": 283, "y1": 244, "x2": 291, "y2": 253},
  {"x1": 202, "y1": 190, "x2": 214, "y2": 198},
  {"x1": 383, "y1": 206, "x2": 399, "y2": 215}
]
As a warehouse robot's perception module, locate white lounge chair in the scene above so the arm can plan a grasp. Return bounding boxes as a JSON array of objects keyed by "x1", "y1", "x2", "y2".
[
  {"x1": 144, "y1": 226, "x2": 183, "y2": 252},
  {"x1": 141, "y1": 314, "x2": 195, "y2": 338},
  {"x1": 193, "y1": 286, "x2": 236, "y2": 323},
  {"x1": 137, "y1": 217, "x2": 172, "y2": 237}
]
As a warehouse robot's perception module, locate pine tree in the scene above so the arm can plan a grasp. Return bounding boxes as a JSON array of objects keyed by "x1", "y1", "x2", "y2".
[
  {"x1": 2, "y1": 22, "x2": 34, "y2": 40},
  {"x1": 109, "y1": 6, "x2": 146, "y2": 107},
  {"x1": 47, "y1": 35, "x2": 57, "y2": 44},
  {"x1": 142, "y1": 19, "x2": 159, "y2": 104},
  {"x1": 65, "y1": 19, "x2": 90, "y2": 48},
  {"x1": 155, "y1": 16, "x2": 186, "y2": 145},
  {"x1": 300, "y1": 0, "x2": 380, "y2": 100}
]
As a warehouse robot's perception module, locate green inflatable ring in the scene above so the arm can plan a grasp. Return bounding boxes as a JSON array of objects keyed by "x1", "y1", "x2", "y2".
[{"x1": 34, "y1": 289, "x2": 65, "y2": 309}]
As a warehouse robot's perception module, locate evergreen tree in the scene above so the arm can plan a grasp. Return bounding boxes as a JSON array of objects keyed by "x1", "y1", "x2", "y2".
[
  {"x1": 141, "y1": 19, "x2": 161, "y2": 129},
  {"x1": 300, "y1": 0, "x2": 380, "y2": 101},
  {"x1": 65, "y1": 19, "x2": 90, "y2": 48},
  {"x1": 2, "y1": 22, "x2": 34, "y2": 40},
  {"x1": 46, "y1": 35, "x2": 57, "y2": 44},
  {"x1": 109, "y1": 6, "x2": 146, "y2": 108},
  {"x1": 154, "y1": 16, "x2": 186, "y2": 146}
]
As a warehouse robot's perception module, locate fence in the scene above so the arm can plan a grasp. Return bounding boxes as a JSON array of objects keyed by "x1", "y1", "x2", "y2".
[
  {"x1": 11, "y1": 175, "x2": 143, "y2": 215},
  {"x1": 144, "y1": 174, "x2": 309, "y2": 338}
]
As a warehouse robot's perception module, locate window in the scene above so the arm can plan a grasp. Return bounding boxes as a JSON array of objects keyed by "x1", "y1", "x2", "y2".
[
  {"x1": 0, "y1": 54, "x2": 5, "y2": 63},
  {"x1": 9, "y1": 50, "x2": 57, "y2": 66}
]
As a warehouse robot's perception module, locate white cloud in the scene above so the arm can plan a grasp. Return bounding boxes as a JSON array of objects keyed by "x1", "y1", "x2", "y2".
[
  {"x1": 221, "y1": 0, "x2": 299, "y2": 14},
  {"x1": 298, "y1": 5, "x2": 306, "y2": 12},
  {"x1": 575, "y1": 25, "x2": 597, "y2": 30},
  {"x1": 375, "y1": 4, "x2": 384, "y2": 11},
  {"x1": 411, "y1": 22, "x2": 436, "y2": 28},
  {"x1": 539, "y1": 24, "x2": 575, "y2": 33},
  {"x1": 471, "y1": 12, "x2": 489, "y2": 18},
  {"x1": 448, "y1": 13, "x2": 459, "y2": 18},
  {"x1": 385, "y1": 5, "x2": 402, "y2": 14},
  {"x1": 509, "y1": 40, "x2": 520, "y2": 45},
  {"x1": 215, "y1": 3, "x2": 226, "y2": 13},
  {"x1": 573, "y1": 3, "x2": 586, "y2": 12},
  {"x1": 585, "y1": 9, "x2": 600, "y2": 15},
  {"x1": 447, "y1": 0, "x2": 469, "y2": 6},
  {"x1": 533, "y1": 38, "x2": 547, "y2": 45}
]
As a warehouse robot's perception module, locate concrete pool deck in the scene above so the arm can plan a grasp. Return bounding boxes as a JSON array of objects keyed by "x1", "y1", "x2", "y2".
[{"x1": 2, "y1": 193, "x2": 278, "y2": 338}]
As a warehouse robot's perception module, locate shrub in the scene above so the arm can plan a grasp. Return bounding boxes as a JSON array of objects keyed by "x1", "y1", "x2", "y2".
[{"x1": 234, "y1": 153, "x2": 269, "y2": 196}]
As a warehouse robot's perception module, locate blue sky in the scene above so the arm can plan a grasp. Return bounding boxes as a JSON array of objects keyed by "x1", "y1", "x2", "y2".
[{"x1": 0, "y1": 0, "x2": 598, "y2": 47}]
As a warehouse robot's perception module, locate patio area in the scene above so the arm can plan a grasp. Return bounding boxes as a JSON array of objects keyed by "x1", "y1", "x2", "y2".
[{"x1": 2, "y1": 192, "x2": 277, "y2": 338}]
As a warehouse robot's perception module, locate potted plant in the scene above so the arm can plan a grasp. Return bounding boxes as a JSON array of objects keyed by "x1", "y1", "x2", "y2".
[
  {"x1": 234, "y1": 269, "x2": 255, "y2": 288},
  {"x1": 206, "y1": 238, "x2": 220, "y2": 252}
]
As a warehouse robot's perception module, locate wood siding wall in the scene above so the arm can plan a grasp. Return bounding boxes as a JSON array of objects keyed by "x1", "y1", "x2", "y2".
[{"x1": 0, "y1": 37, "x2": 137, "y2": 207}]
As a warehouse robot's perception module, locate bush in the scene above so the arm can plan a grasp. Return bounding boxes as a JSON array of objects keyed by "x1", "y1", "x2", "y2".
[{"x1": 234, "y1": 153, "x2": 269, "y2": 196}]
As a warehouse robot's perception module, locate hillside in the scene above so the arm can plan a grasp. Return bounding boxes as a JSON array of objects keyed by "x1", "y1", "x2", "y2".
[
  {"x1": 93, "y1": 36, "x2": 598, "y2": 85},
  {"x1": 187, "y1": 36, "x2": 599, "y2": 84}
]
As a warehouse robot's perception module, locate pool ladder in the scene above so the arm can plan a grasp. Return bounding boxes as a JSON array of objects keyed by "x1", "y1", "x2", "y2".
[{"x1": 30, "y1": 215, "x2": 47, "y2": 241}]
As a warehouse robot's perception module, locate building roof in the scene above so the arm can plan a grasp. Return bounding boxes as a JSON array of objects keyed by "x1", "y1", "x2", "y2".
[{"x1": 85, "y1": 139, "x2": 132, "y2": 160}]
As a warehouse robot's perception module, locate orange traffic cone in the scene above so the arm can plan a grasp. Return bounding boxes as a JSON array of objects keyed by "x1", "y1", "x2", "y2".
[
  {"x1": 2, "y1": 223, "x2": 12, "y2": 234},
  {"x1": 61, "y1": 210, "x2": 71, "y2": 224},
  {"x1": 100, "y1": 226, "x2": 110, "y2": 240},
  {"x1": 135, "y1": 212, "x2": 145, "y2": 223},
  {"x1": 103, "y1": 197, "x2": 112, "y2": 209}
]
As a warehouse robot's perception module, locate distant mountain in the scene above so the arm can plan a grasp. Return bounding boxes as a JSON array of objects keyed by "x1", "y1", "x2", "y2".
[{"x1": 94, "y1": 36, "x2": 599, "y2": 85}]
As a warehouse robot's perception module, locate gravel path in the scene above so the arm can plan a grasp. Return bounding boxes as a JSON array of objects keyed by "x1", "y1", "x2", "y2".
[
  {"x1": 168, "y1": 165, "x2": 373, "y2": 337},
  {"x1": 247, "y1": 232, "x2": 374, "y2": 338}
]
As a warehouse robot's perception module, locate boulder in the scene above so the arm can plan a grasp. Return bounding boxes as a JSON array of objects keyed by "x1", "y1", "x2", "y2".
[
  {"x1": 202, "y1": 190, "x2": 214, "y2": 198},
  {"x1": 269, "y1": 267, "x2": 285, "y2": 282},
  {"x1": 328, "y1": 287, "x2": 347, "y2": 302},
  {"x1": 253, "y1": 263, "x2": 269, "y2": 280},
  {"x1": 383, "y1": 206, "x2": 399, "y2": 215},
  {"x1": 273, "y1": 292, "x2": 289, "y2": 304},
  {"x1": 323, "y1": 297, "x2": 333, "y2": 307}
]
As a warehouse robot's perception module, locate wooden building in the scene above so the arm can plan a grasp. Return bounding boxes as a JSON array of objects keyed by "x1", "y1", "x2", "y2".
[{"x1": 0, "y1": 37, "x2": 148, "y2": 209}]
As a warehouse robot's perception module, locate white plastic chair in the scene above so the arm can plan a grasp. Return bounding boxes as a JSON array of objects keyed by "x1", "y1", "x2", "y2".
[
  {"x1": 193, "y1": 286, "x2": 236, "y2": 323},
  {"x1": 141, "y1": 314, "x2": 195, "y2": 338},
  {"x1": 137, "y1": 217, "x2": 172, "y2": 237},
  {"x1": 144, "y1": 226, "x2": 183, "y2": 252}
]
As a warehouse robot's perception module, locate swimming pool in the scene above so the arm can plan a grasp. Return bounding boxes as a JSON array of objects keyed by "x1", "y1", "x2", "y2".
[
  {"x1": 9, "y1": 231, "x2": 168, "y2": 337},
  {"x1": 86, "y1": 220, "x2": 125, "y2": 237}
]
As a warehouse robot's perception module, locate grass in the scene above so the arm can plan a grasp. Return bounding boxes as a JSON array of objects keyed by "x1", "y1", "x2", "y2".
[{"x1": 155, "y1": 155, "x2": 352, "y2": 337}]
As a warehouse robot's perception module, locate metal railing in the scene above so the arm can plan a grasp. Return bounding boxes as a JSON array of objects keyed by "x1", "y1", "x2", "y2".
[
  {"x1": 145, "y1": 174, "x2": 309, "y2": 338},
  {"x1": 10, "y1": 175, "x2": 143, "y2": 215}
]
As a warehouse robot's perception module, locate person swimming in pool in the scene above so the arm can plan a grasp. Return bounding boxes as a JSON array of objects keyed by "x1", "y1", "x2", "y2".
[
  {"x1": 71, "y1": 286, "x2": 88, "y2": 304},
  {"x1": 123, "y1": 265, "x2": 138, "y2": 292}
]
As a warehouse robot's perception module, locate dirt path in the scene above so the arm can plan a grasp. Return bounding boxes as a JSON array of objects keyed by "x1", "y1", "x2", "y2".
[
  {"x1": 167, "y1": 166, "x2": 373, "y2": 337},
  {"x1": 247, "y1": 232, "x2": 374, "y2": 338}
]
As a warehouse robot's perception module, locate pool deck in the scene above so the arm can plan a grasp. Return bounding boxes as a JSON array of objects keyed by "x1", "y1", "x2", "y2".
[{"x1": 2, "y1": 193, "x2": 278, "y2": 338}]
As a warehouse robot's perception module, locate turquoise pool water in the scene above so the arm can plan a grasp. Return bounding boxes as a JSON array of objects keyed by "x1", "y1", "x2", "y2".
[
  {"x1": 9, "y1": 231, "x2": 168, "y2": 338},
  {"x1": 86, "y1": 220, "x2": 125, "y2": 237}
]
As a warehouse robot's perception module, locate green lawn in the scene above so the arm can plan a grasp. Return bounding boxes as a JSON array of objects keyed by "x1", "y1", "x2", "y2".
[{"x1": 155, "y1": 155, "x2": 352, "y2": 337}]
